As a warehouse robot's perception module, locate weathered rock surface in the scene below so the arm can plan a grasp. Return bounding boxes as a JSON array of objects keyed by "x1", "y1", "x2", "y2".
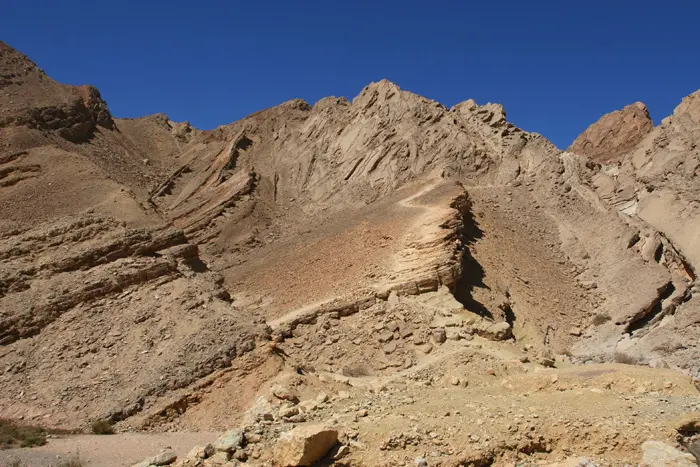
[
  {"x1": 639, "y1": 440, "x2": 696, "y2": 467},
  {"x1": 568, "y1": 102, "x2": 653, "y2": 162},
  {"x1": 2, "y1": 39, "x2": 700, "y2": 467},
  {"x1": 132, "y1": 450, "x2": 177, "y2": 467},
  {"x1": 273, "y1": 425, "x2": 338, "y2": 466}
]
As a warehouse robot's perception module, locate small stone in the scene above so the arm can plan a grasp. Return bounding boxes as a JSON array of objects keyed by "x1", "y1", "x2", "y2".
[
  {"x1": 187, "y1": 444, "x2": 215, "y2": 459},
  {"x1": 272, "y1": 385, "x2": 300, "y2": 403},
  {"x1": 208, "y1": 450, "x2": 231, "y2": 464},
  {"x1": 334, "y1": 374, "x2": 350, "y2": 385},
  {"x1": 415, "y1": 456, "x2": 428, "y2": 467},
  {"x1": 333, "y1": 445, "x2": 350, "y2": 459},
  {"x1": 519, "y1": 355, "x2": 529, "y2": 363},
  {"x1": 649, "y1": 358, "x2": 670, "y2": 369},
  {"x1": 569, "y1": 327, "x2": 582, "y2": 336},
  {"x1": 357, "y1": 409, "x2": 368, "y2": 417},
  {"x1": 432, "y1": 328, "x2": 447, "y2": 344},
  {"x1": 378, "y1": 331, "x2": 394, "y2": 343},
  {"x1": 316, "y1": 392, "x2": 329, "y2": 403},
  {"x1": 280, "y1": 406, "x2": 300, "y2": 418},
  {"x1": 450, "y1": 376, "x2": 461, "y2": 386},
  {"x1": 486, "y1": 368, "x2": 495, "y2": 376},
  {"x1": 299, "y1": 399, "x2": 319, "y2": 412},
  {"x1": 537, "y1": 355, "x2": 556, "y2": 368},
  {"x1": 383, "y1": 342, "x2": 397, "y2": 354}
]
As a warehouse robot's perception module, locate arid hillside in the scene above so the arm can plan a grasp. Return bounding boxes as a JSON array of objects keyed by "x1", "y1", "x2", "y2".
[{"x1": 0, "y1": 41, "x2": 699, "y2": 467}]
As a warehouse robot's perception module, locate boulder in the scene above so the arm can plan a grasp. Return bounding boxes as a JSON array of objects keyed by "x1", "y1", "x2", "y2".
[
  {"x1": 273, "y1": 424, "x2": 338, "y2": 466},
  {"x1": 640, "y1": 440, "x2": 696, "y2": 467},
  {"x1": 131, "y1": 450, "x2": 177, "y2": 467},
  {"x1": 212, "y1": 429, "x2": 245, "y2": 452},
  {"x1": 568, "y1": 101, "x2": 653, "y2": 162},
  {"x1": 477, "y1": 322, "x2": 512, "y2": 340}
]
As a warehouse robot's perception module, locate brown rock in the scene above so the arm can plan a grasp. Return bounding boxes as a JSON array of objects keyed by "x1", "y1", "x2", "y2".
[
  {"x1": 274, "y1": 424, "x2": 339, "y2": 466},
  {"x1": 568, "y1": 102, "x2": 653, "y2": 162}
]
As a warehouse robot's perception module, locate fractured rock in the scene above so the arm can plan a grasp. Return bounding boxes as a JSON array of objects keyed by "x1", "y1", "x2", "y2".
[{"x1": 273, "y1": 424, "x2": 339, "y2": 466}]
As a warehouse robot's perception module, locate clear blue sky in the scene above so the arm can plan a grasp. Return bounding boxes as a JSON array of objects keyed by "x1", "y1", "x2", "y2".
[{"x1": 3, "y1": 1, "x2": 699, "y2": 148}]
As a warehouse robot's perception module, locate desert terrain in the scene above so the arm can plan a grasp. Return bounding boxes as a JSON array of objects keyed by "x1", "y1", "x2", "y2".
[{"x1": 0, "y1": 40, "x2": 699, "y2": 466}]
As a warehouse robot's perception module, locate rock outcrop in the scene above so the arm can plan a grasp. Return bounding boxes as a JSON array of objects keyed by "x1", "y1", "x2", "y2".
[{"x1": 568, "y1": 102, "x2": 653, "y2": 162}]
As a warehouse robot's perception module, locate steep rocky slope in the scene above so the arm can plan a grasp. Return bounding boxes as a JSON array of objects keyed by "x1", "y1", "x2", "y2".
[{"x1": 1, "y1": 40, "x2": 699, "y2": 466}]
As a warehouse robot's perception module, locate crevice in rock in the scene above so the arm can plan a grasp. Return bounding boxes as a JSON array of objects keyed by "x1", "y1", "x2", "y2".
[
  {"x1": 502, "y1": 303, "x2": 516, "y2": 328},
  {"x1": 450, "y1": 198, "x2": 492, "y2": 319},
  {"x1": 626, "y1": 282, "x2": 675, "y2": 335}
]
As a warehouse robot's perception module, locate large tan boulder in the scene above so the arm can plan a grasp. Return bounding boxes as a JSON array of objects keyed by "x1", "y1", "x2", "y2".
[
  {"x1": 273, "y1": 424, "x2": 338, "y2": 466},
  {"x1": 639, "y1": 440, "x2": 696, "y2": 466}
]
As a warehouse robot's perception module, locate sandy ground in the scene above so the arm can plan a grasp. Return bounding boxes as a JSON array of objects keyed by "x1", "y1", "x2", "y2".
[{"x1": 0, "y1": 432, "x2": 216, "y2": 467}]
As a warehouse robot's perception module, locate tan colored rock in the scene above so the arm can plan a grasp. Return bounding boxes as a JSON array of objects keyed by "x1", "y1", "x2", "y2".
[
  {"x1": 568, "y1": 102, "x2": 653, "y2": 162},
  {"x1": 273, "y1": 424, "x2": 339, "y2": 466},
  {"x1": 639, "y1": 440, "x2": 696, "y2": 466},
  {"x1": 131, "y1": 450, "x2": 177, "y2": 467},
  {"x1": 187, "y1": 444, "x2": 215, "y2": 459}
]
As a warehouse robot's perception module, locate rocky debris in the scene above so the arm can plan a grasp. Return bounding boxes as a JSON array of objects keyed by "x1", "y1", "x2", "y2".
[
  {"x1": 273, "y1": 424, "x2": 338, "y2": 466},
  {"x1": 568, "y1": 102, "x2": 653, "y2": 162},
  {"x1": 639, "y1": 440, "x2": 696, "y2": 467}
]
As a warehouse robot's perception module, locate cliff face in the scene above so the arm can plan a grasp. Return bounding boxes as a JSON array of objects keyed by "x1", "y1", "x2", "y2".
[{"x1": 0, "y1": 41, "x2": 699, "y2": 466}]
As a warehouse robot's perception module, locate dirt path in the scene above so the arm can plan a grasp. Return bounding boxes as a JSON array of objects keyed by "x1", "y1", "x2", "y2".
[{"x1": 0, "y1": 432, "x2": 216, "y2": 467}]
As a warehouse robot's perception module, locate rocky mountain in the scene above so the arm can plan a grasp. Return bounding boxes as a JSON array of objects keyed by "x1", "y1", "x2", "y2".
[{"x1": 0, "y1": 40, "x2": 699, "y2": 467}]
